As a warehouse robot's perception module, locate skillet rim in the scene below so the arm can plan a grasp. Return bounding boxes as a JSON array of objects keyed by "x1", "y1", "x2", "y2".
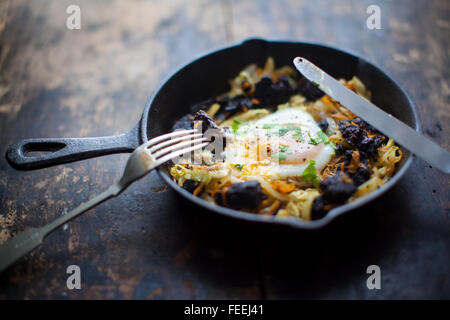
[{"x1": 141, "y1": 38, "x2": 420, "y2": 230}]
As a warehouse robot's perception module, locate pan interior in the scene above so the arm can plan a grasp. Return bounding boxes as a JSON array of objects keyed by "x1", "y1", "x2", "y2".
[{"x1": 143, "y1": 40, "x2": 418, "y2": 228}]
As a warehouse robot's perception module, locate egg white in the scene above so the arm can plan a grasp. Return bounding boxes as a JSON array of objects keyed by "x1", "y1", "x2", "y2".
[{"x1": 225, "y1": 108, "x2": 335, "y2": 178}]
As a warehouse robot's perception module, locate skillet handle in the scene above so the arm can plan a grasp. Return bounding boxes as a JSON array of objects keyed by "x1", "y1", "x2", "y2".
[{"x1": 6, "y1": 124, "x2": 141, "y2": 170}]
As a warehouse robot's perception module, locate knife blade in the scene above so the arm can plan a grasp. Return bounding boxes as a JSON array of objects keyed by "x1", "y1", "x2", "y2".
[{"x1": 293, "y1": 57, "x2": 450, "y2": 174}]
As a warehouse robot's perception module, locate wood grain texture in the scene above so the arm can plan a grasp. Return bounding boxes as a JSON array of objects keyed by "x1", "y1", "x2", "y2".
[{"x1": 0, "y1": 0, "x2": 448, "y2": 299}]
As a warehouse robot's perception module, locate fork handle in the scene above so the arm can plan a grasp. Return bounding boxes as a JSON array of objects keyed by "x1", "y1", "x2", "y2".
[
  {"x1": 0, "y1": 227, "x2": 46, "y2": 272},
  {"x1": 0, "y1": 183, "x2": 123, "y2": 272}
]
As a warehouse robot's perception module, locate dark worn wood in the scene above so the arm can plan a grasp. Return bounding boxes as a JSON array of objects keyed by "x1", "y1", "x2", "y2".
[{"x1": 0, "y1": 0, "x2": 448, "y2": 299}]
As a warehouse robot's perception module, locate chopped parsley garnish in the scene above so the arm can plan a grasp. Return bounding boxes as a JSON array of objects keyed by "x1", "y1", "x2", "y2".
[
  {"x1": 264, "y1": 125, "x2": 293, "y2": 136},
  {"x1": 316, "y1": 130, "x2": 329, "y2": 143},
  {"x1": 307, "y1": 130, "x2": 336, "y2": 150},
  {"x1": 263, "y1": 124, "x2": 280, "y2": 137},
  {"x1": 234, "y1": 164, "x2": 243, "y2": 171},
  {"x1": 328, "y1": 142, "x2": 337, "y2": 151},
  {"x1": 302, "y1": 160, "x2": 320, "y2": 187},
  {"x1": 232, "y1": 119, "x2": 242, "y2": 132},
  {"x1": 279, "y1": 145, "x2": 291, "y2": 153},
  {"x1": 308, "y1": 132, "x2": 320, "y2": 145},
  {"x1": 292, "y1": 131, "x2": 304, "y2": 142},
  {"x1": 262, "y1": 125, "x2": 334, "y2": 150},
  {"x1": 264, "y1": 124, "x2": 305, "y2": 141},
  {"x1": 286, "y1": 125, "x2": 302, "y2": 131},
  {"x1": 315, "y1": 130, "x2": 336, "y2": 150},
  {"x1": 271, "y1": 152, "x2": 287, "y2": 161},
  {"x1": 272, "y1": 145, "x2": 291, "y2": 162},
  {"x1": 312, "y1": 81, "x2": 320, "y2": 87},
  {"x1": 288, "y1": 126, "x2": 304, "y2": 142},
  {"x1": 277, "y1": 128, "x2": 290, "y2": 136}
]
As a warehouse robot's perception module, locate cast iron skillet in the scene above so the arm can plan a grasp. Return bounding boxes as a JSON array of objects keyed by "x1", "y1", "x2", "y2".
[{"x1": 6, "y1": 39, "x2": 420, "y2": 229}]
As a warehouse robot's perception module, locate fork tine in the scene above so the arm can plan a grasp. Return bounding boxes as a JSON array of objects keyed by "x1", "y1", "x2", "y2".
[
  {"x1": 149, "y1": 132, "x2": 203, "y2": 153},
  {"x1": 152, "y1": 137, "x2": 207, "y2": 159},
  {"x1": 155, "y1": 142, "x2": 209, "y2": 166},
  {"x1": 141, "y1": 129, "x2": 198, "y2": 149}
]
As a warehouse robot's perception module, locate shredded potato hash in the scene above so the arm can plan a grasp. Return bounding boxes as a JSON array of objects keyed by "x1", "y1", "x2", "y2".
[{"x1": 169, "y1": 58, "x2": 402, "y2": 221}]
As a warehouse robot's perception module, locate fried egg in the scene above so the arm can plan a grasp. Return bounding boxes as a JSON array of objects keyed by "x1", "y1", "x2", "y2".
[{"x1": 225, "y1": 108, "x2": 335, "y2": 178}]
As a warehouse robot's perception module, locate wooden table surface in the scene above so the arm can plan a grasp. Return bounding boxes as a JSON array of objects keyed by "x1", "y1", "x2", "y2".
[{"x1": 0, "y1": 0, "x2": 448, "y2": 299}]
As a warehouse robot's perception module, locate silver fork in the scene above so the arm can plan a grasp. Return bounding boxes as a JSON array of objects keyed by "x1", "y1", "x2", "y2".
[{"x1": 0, "y1": 129, "x2": 207, "y2": 272}]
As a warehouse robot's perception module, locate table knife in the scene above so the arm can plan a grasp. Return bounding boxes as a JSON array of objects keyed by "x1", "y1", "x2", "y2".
[{"x1": 293, "y1": 57, "x2": 450, "y2": 174}]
